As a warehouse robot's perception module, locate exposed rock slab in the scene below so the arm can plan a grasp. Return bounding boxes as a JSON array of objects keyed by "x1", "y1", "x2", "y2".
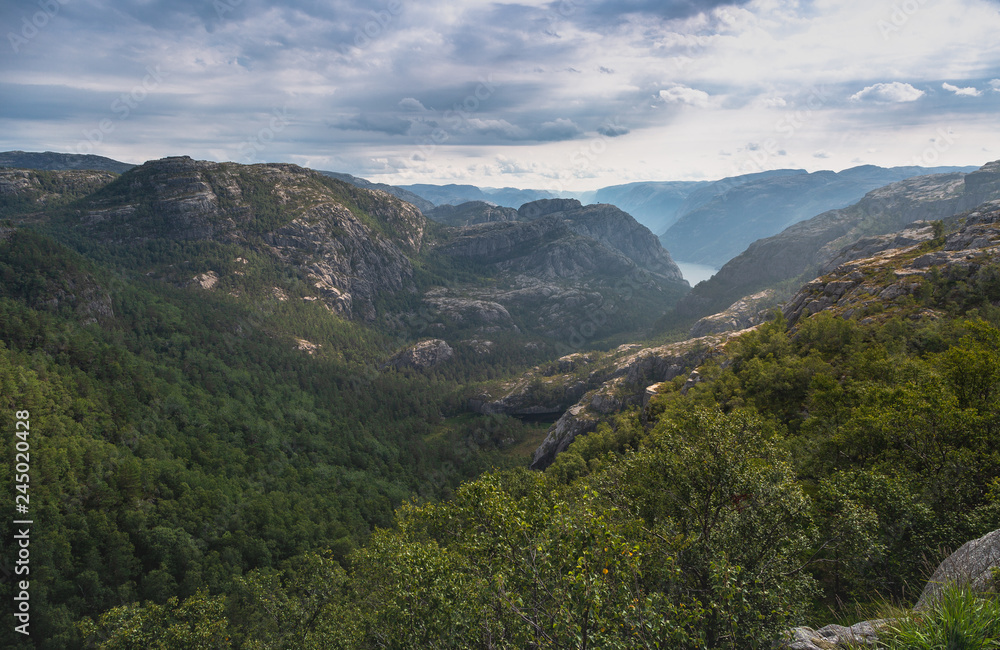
[
  {"x1": 915, "y1": 528, "x2": 1000, "y2": 610},
  {"x1": 689, "y1": 289, "x2": 777, "y2": 337},
  {"x1": 386, "y1": 339, "x2": 454, "y2": 371},
  {"x1": 525, "y1": 332, "x2": 747, "y2": 469}
]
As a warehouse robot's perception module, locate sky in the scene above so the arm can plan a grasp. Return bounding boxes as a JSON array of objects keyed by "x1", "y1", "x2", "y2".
[{"x1": 2, "y1": 0, "x2": 999, "y2": 190}]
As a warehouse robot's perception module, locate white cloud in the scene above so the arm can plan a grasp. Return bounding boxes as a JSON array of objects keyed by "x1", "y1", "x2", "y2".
[
  {"x1": 849, "y1": 82, "x2": 924, "y2": 103},
  {"x1": 813, "y1": 150, "x2": 832, "y2": 159},
  {"x1": 942, "y1": 82, "x2": 982, "y2": 97},
  {"x1": 398, "y1": 97, "x2": 427, "y2": 112},
  {"x1": 991, "y1": 79, "x2": 1000, "y2": 93},
  {"x1": 659, "y1": 85, "x2": 712, "y2": 108}
]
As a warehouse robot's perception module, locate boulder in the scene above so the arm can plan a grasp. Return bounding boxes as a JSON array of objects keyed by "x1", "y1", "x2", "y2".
[
  {"x1": 777, "y1": 620, "x2": 889, "y2": 649},
  {"x1": 914, "y1": 528, "x2": 1000, "y2": 610}
]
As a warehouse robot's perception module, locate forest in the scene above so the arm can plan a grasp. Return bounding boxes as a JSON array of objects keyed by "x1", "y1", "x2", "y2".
[{"x1": 1, "y1": 171, "x2": 999, "y2": 648}]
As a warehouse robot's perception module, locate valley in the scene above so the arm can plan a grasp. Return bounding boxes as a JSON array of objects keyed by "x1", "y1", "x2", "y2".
[{"x1": 2, "y1": 152, "x2": 1000, "y2": 648}]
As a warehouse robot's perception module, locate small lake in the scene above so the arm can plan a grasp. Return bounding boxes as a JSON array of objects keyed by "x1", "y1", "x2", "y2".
[{"x1": 675, "y1": 261, "x2": 719, "y2": 286}]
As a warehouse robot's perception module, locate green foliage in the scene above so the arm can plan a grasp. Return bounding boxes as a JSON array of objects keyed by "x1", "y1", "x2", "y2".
[
  {"x1": 880, "y1": 586, "x2": 1000, "y2": 650},
  {"x1": 78, "y1": 590, "x2": 230, "y2": 649}
]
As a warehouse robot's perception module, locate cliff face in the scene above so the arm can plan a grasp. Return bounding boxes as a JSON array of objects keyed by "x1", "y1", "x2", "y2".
[
  {"x1": 429, "y1": 207, "x2": 690, "y2": 340},
  {"x1": 65, "y1": 156, "x2": 427, "y2": 321},
  {"x1": 674, "y1": 162, "x2": 1000, "y2": 323},
  {"x1": 514, "y1": 199, "x2": 685, "y2": 282}
]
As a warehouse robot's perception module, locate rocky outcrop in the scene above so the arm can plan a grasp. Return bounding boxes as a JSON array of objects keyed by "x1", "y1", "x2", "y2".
[
  {"x1": 529, "y1": 332, "x2": 742, "y2": 468},
  {"x1": 915, "y1": 528, "x2": 1000, "y2": 610},
  {"x1": 779, "y1": 527, "x2": 1000, "y2": 649},
  {"x1": 423, "y1": 294, "x2": 518, "y2": 331},
  {"x1": 386, "y1": 339, "x2": 454, "y2": 371},
  {"x1": 783, "y1": 209, "x2": 1000, "y2": 325},
  {"x1": 689, "y1": 289, "x2": 777, "y2": 337},
  {"x1": 426, "y1": 201, "x2": 519, "y2": 226}
]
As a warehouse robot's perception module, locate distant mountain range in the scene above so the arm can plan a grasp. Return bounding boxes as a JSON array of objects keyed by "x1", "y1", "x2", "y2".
[
  {"x1": 669, "y1": 161, "x2": 1000, "y2": 324},
  {"x1": 0, "y1": 150, "x2": 136, "y2": 174},
  {"x1": 659, "y1": 164, "x2": 979, "y2": 267}
]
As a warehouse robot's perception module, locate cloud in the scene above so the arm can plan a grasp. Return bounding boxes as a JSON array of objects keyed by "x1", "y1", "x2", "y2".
[
  {"x1": 659, "y1": 85, "x2": 712, "y2": 108},
  {"x1": 942, "y1": 82, "x2": 982, "y2": 97},
  {"x1": 849, "y1": 82, "x2": 924, "y2": 103},
  {"x1": 599, "y1": 66, "x2": 615, "y2": 74},
  {"x1": 582, "y1": 0, "x2": 754, "y2": 26},
  {"x1": 991, "y1": 80, "x2": 1000, "y2": 93},
  {"x1": 597, "y1": 123, "x2": 631, "y2": 137},
  {"x1": 535, "y1": 118, "x2": 583, "y2": 141},
  {"x1": 398, "y1": 98, "x2": 428, "y2": 112},
  {"x1": 464, "y1": 118, "x2": 524, "y2": 140},
  {"x1": 813, "y1": 150, "x2": 832, "y2": 159},
  {"x1": 328, "y1": 114, "x2": 413, "y2": 136}
]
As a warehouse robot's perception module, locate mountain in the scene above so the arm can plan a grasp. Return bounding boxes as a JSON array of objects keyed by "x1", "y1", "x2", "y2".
[
  {"x1": 399, "y1": 183, "x2": 561, "y2": 208},
  {"x1": 660, "y1": 164, "x2": 980, "y2": 267},
  {"x1": 65, "y1": 156, "x2": 426, "y2": 321},
  {"x1": 516, "y1": 198, "x2": 684, "y2": 280},
  {"x1": 425, "y1": 201, "x2": 519, "y2": 226},
  {"x1": 4, "y1": 156, "x2": 686, "y2": 346},
  {"x1": 0, "y1": 150, "x2": 135, "y2": 173},
  {"x1": 317, "y1": 170, "x2": 435, "y2": 212},
  {"x1": 671, "y1": 161, "x2": 1000, "y2": 323},
  {"x1": 0, "y1": 167, "x2": 118, "y2": 219},
  {"x1": 426, "y1": 198, "x2": 688, "y2": 342},
  {"x1": 592, "y1": 180, "x2": 708, "y2": 234}
]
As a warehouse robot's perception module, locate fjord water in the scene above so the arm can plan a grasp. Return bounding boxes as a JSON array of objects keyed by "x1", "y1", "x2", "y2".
[{"x1": 675, "y1": 260, "x2": 718, "y2": 286}]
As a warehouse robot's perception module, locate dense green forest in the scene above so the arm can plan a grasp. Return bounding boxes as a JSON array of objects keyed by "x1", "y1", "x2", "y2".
[
  {"x1": 71, "y1": 259, "x2": 1000, "y2": 648},
  {"x1": 3, "y1": 167, "x2": 1000, "y2": 648},
  {"x1": 0, "y1": 227, "x2": 551, "y2": 647}
]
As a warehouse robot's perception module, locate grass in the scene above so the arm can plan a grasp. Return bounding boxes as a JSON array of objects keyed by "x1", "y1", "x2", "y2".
[{"x1": 878, "y1": 584, "x2": 1000, "y2": 650}]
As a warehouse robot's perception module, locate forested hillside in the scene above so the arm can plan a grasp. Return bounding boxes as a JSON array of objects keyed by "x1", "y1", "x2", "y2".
[
  {"x1": 2, "y1": 158, "x2": 1000, "y2": 648},
  {"x1": 69, "y1": 210, "x2": 1000, "y2": 648}
]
